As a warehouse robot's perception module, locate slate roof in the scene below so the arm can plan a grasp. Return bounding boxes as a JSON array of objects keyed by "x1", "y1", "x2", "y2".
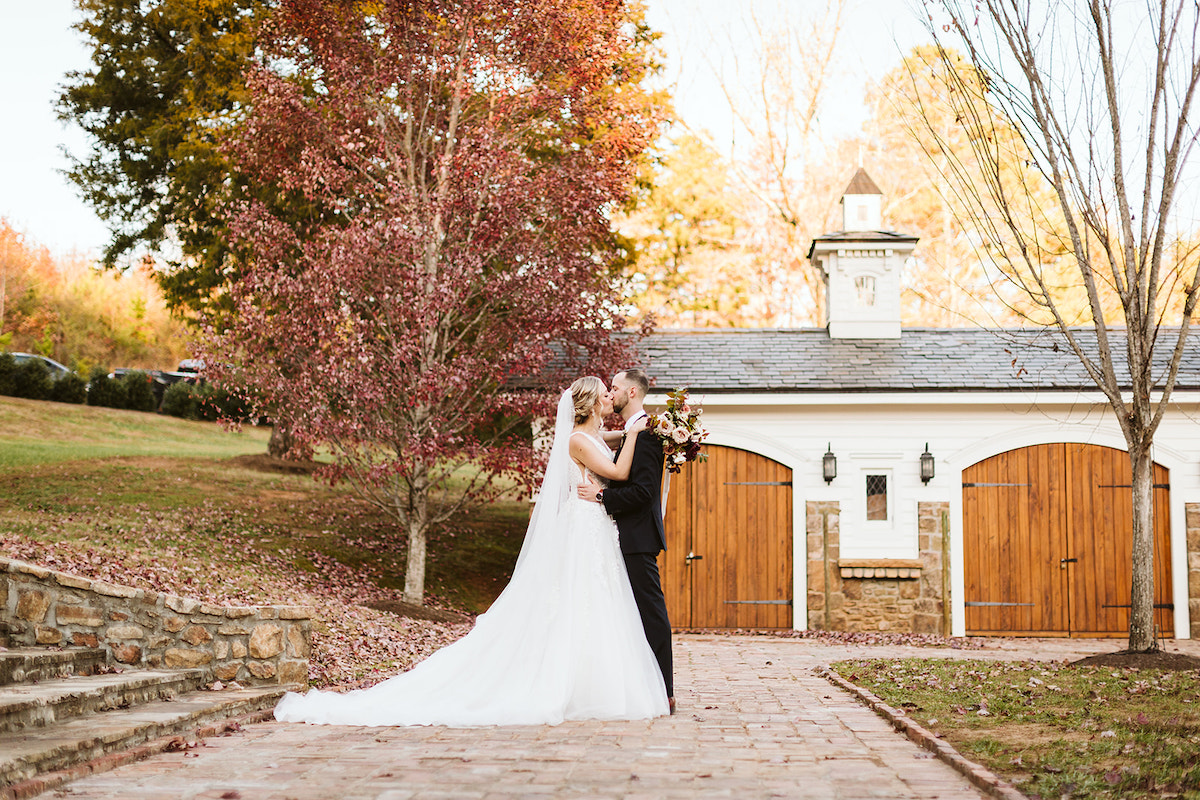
[
  {"x1": 633, "y1": 327, "x2": 1200, "y2": 394},
  {"x1": 843, "y1": 168, "x2": 883, "y2": 195}
]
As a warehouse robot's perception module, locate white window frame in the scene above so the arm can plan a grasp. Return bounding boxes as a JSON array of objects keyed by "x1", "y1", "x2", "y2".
[{"x1": 861, "y1": 467, "x2": 894, "y2": 531}]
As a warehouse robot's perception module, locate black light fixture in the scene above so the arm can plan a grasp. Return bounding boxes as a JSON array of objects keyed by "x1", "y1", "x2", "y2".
[
  {"x1": 920, "y1": 443, "x2": 935, "y2": 483},
  {"x1": 823, "y1": 443, "x2": 837, "y2": 484}
]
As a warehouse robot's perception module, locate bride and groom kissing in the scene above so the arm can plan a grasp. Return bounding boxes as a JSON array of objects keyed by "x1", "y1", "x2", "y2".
[{"x1": 275, "y1": 368, "x2": 676, "y2": 726}]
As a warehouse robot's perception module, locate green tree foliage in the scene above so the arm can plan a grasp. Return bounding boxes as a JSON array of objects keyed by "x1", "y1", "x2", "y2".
[{"x1": 57, "y1": 0, "x2": 265, "y2": 319}]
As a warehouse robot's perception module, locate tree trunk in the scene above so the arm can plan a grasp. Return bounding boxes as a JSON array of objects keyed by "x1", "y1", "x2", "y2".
[
  {"x1": 1128, "y1": 444, "x2": 1157, "y2": 652},
  {"x1": 401, "y1": 467, "x2": 430, "y2": 605},
  {"x1": 267, "y1": 420, "x2": 295, "y2": 459},
  {"x1": 402, "y1": 518, "x2": 427, "y2": 605}
]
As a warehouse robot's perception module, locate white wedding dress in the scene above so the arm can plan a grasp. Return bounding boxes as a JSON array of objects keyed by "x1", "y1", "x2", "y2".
[{"x1": 274, "y1": 391, "x2": 669, "y2": 726}]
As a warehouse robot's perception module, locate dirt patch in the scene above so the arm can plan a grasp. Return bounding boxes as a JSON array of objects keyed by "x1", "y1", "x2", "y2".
[
  {"x1": 230, "y1": 453, "x2": 325, "y2": 475},
  {"x1": 365, "y1": 598, "x2": 473, "y2": 625},
  {"x1": 952, "y1": 722, "x2": 1089, "y2": 747},
  {"x1": 1070, "y1": 649, "x2": 1200, "y2": 671}
]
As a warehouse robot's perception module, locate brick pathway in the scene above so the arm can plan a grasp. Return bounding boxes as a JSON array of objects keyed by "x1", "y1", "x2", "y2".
[{"x1": 39, "y1": 635, "x2": 1200, "y2": 799}]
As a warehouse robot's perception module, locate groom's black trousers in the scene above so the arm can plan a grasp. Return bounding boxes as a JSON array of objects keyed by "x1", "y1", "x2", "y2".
[{"x1": 623, "y1": 552, "x2": 673, "y2": 698}]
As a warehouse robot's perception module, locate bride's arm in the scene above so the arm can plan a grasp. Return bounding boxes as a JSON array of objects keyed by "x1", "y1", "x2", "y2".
[
  {"x1": 569, "y1": 419, "x2": 649, "y2": 481},
  {"x1": 600, "y1": 429, "x2": 624, "y2": 446}
]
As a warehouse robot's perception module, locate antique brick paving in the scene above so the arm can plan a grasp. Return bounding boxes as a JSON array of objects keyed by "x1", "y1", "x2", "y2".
[{"x1": 39, "y1": 634, "x2": 1200, "y2": 799}]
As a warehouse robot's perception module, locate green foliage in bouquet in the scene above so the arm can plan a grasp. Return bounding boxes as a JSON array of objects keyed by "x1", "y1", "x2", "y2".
[{"x1": 647, "y1": 388, "x2": 709, "y2": 473}]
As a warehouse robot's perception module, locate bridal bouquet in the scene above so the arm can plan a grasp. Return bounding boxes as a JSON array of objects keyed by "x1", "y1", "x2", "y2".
[{"x1": 648, "y1": 388, "x2": 709, "y2": 473}]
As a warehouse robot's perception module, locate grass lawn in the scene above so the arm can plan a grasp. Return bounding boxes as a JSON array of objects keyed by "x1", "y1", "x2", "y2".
[
  {"x1": 0, "y1": 396, "x2": 530, "y2": 686},
  {"x1": 831, "y1": 657, "x2": 1200, "y2": 799},
  {"x1": 0, "y1": 395, "x2": 272, "y2": 467}
]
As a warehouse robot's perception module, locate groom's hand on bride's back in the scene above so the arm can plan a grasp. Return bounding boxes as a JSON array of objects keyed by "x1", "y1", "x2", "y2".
[{"x1": 578, "y1": 475, "x2": 601, "y2": 502}]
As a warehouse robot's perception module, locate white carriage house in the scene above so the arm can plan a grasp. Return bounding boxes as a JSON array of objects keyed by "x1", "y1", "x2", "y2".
[{"x1": 638, "y1": 170, "x2": 1200, "y2": 639}]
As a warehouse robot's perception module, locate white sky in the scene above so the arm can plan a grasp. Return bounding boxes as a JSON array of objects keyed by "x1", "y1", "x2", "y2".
[{"x1": 0, "y1": 0, "x2": 931, "y2": 258}]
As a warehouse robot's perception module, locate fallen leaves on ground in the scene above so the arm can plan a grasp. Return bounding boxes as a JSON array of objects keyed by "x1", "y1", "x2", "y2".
[{"x1": 0, "y1": 503, "x2": 472, "y2": 689}]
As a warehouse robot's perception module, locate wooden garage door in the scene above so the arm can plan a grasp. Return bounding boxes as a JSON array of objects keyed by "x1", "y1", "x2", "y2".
[
  {"x1": 659, "y1": 446, "x2": 792, "y2": 628},
  {"x1": 963, "y1": 443, "x2": 1173, "y2": 636}
]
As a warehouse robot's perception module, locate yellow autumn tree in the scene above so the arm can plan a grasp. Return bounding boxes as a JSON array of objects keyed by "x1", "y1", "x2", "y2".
[{"x1": 0, "y1": 220, "x2": 191, "y2": 372}]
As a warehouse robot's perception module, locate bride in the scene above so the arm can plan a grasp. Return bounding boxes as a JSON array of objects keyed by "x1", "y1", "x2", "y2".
[{"x1": 274, "y1": 376, "x2": 670, "y2": 726}]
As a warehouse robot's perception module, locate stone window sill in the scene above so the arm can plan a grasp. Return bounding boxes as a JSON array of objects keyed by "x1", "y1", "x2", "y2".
[{"x1": 838, "y1": 559, "x2": 922, "y2": 579}]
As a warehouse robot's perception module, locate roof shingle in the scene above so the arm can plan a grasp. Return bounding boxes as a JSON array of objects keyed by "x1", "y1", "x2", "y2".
[{"x1": 634, "y1": 328, "x2": 1200, "y2": 393}]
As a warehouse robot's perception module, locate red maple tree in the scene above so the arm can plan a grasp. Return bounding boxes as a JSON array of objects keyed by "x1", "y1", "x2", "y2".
[{"x1": 205, "y1": 0, "x2": 662, "y2": 603}]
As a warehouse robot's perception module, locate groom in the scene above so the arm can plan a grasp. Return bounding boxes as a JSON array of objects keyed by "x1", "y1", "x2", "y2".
[{"x1": 578, "y1": 368, "x2": 674, "y2": 713}]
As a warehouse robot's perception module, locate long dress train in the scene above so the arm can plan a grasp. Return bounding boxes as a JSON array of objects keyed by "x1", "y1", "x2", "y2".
[{"x1": 273, "y1": 394, "x2": 668, "y2": 726}]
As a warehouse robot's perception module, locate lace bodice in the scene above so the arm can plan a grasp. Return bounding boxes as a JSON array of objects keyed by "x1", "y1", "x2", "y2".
[{"x1": 569, "y1": 431, "x2": 614, "y2": 490}]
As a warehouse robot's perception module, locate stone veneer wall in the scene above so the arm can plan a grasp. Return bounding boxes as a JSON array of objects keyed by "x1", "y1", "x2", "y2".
[
  {"x1": 1188, "y1": 503, "x2": 1200, "y2": 639},
  {"x1": 806, "y1": 501, "x2": 949, "y2": 634},
  {"x1": 0, "y1": 557, "x2": 310, "y2": 686}
]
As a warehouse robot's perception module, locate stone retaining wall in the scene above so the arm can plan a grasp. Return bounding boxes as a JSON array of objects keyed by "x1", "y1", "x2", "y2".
[
  {"x1": 0, "y1": 557, "x2": 310, "y2": 685},
  {"x1": 807, "y1": 501, "x2": 949, "y2": 634}
]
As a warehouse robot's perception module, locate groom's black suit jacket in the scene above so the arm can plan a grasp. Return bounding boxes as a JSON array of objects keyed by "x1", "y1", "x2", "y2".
[{"x1": 603, "y1": 429, "x2": 667, "y2": 555}]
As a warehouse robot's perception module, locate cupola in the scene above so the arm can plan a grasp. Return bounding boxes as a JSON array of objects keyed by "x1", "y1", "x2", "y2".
[{"x1": 807, "y1": 169, "x2": 918, "y2": 339}]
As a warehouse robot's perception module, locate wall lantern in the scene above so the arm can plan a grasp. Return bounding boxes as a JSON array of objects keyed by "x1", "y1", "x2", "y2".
[
  {"x1": 920, "y1": 443, "x2": 935, "y2": 484},
  {"x1": 823, "y1": 443, "x2": 837, "y2": 484}
]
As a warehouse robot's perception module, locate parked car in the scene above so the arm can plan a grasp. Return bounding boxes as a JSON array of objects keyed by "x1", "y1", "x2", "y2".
[
  {"x1": 161, "y1": 359, "x2": 206, "y2": 387},
  {"x1": 8, "y1": 352, "x2": 71, "y2": 380},
  {"x1": 104, "y1": 360, "x2": 207, "y2": 409}
]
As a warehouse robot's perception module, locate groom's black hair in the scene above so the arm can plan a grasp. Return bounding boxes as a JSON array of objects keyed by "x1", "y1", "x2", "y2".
[{"x1": 619, "y1": 368, "x2": 650, "y2": 397}]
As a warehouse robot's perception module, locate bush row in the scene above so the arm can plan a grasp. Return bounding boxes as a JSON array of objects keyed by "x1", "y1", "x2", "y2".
[
  {"x1": 0, "y1": 354, "x2": 253, "y2": 421},
  {"x1": 0, "y1": 355, "x2": 87, "y2": 404},
  {"x1": 160, "y1": 381, "x2": 256, "y2": 422}
]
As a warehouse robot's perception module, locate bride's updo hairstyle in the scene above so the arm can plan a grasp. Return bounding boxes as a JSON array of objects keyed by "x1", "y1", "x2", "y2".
[{"x1": 570, "y1": 376, "x2": 605, "y2": 424}]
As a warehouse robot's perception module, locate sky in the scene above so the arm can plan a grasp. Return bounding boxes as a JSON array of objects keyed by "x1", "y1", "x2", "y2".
[{"x1": 0, "y1": 0, "x2": 931, "y2": 259}]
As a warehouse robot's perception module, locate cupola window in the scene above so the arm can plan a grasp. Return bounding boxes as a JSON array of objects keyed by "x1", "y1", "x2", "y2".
[{"x1": 854, "y1": 275, "x2": 876, "y2": 307}]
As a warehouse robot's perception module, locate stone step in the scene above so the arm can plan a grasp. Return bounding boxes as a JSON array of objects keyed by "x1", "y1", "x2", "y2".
[
  {"x1": 0, "y1": 684, "x2": 289, "y2": 790},
  {"x1": 0, "y1": 668, "x2": 206, "y2": 734},
  {"x1": 0, "y1": 648, "x2": 106, "y2": 687}
]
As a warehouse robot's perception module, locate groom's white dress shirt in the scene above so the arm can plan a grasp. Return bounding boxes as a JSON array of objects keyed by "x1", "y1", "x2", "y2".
[{"x1": 623, "y1": 410, "x2": 648, "y2": 433}]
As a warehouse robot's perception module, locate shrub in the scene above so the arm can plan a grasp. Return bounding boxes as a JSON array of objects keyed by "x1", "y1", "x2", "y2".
[
  {"x1": 161, "y1": 380, "x2": 257, "y2": 422},
  {"x1": 121, "y1": 370, "x2": 158, "y2": 412},
  {"x1": 161, "y1": 380, "x2": 201, "y2": 419},
  {"x1": 87, "y1": 368, "x2": 126, "y2": 409},
  {"x1": 0, "y1": 354, "x2": 16, "y2": 396},
  {"x1": 11, "y1": 360, "x2": 53, "y2": 400},
  {"x1": 203, "y1": 385, "x2": 256, "y2": 422},
  {"x1": 49, "y1": 372, "x2": 88, "y2": 404}
]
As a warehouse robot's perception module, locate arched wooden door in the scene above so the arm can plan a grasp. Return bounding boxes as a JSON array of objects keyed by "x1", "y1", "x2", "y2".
[
  {"x1": 659, "y1": 446, "x2": 793, "y2": 628},
  {"x1": 962, "y1": 443, "x2": 1173, "y2": 636}
]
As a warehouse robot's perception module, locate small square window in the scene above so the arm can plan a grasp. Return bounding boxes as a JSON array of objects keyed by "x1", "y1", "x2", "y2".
[{"x1": 865, "y1": 474, "x2": 888, "y2": 521}]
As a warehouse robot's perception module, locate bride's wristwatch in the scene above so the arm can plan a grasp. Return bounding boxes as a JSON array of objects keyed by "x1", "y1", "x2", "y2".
[{"x1": 595, "y1": 489, "x2": 605, "y2": 504}]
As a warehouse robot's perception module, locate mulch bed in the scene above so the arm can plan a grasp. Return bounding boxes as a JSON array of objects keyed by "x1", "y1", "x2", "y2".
[
  {"x1": 674, "y1": 628, "x2": 984, "y2": 648},
  {"x1": 1070, "y1": 648, "x2": 1200, "y2": 671},
  {"x1": 230, "y1": 453, "x2": 324, "y2": 475},
  {"x1": 226, "y1": 450, "x2": 324, "y2": 474},
  {"x1": 365, "y1": 598, "x2": 474, "y2": 625}
]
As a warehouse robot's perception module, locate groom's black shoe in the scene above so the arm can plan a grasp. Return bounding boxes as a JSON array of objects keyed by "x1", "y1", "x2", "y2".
[{"x1": 668, "y1": 697, "x2": 676, "y2": 715}]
